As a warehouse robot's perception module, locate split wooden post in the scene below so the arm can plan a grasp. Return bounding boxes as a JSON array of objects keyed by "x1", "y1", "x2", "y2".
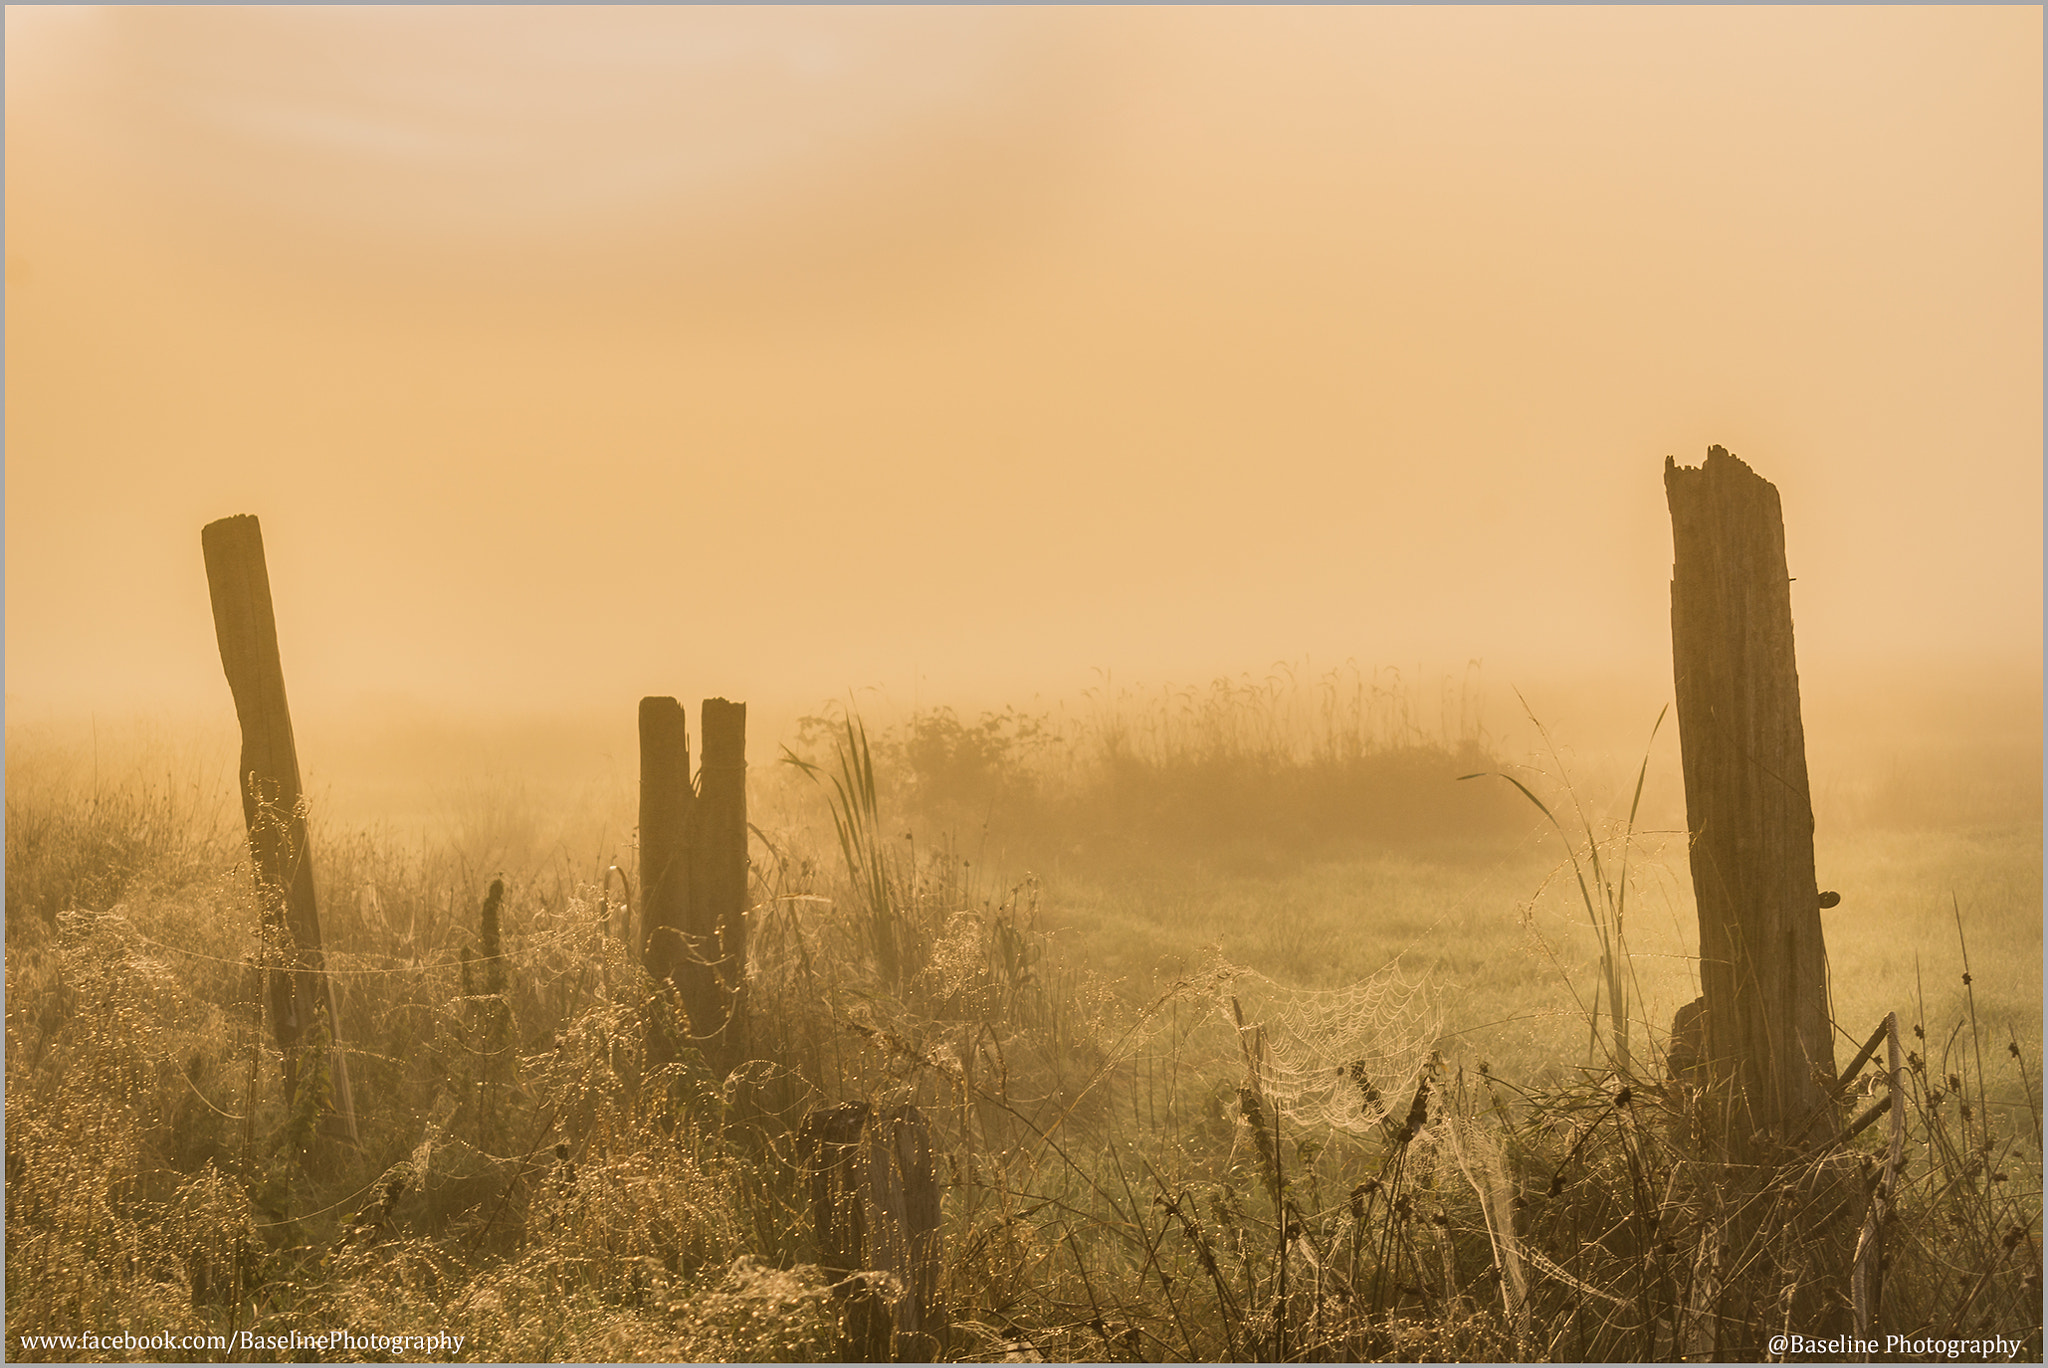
[
  {"x1": 200, "y1": 514, "x2": 357, "y2": 1142},
  {"x1": 692, "y1": 698, "x2": 748, "y2": 1060},
  {"x1": 1664, "y1": 447, "x2": 1835, "y2": 1156},
  {"x1": 637, "y1": 697, "x2": 693, "y2": 988},
  {"x1": 638, "y1": 695, "x2": 747, "y2": 1063}
]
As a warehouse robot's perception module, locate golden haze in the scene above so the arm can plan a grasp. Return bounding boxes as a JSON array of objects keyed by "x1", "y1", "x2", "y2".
[{"x1": 5, "y1": 7, "x2": 2039, "y2": 762}]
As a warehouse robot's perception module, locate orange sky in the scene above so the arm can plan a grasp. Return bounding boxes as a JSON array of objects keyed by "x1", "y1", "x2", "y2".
[{"x1": 6, "y1": 7, "x2": 2041, "y2": 731}]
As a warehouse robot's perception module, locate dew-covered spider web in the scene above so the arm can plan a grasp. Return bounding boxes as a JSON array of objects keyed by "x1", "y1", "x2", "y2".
[
  {"x1": 1212, "y1": 960, "x2": 1443, "y2": 1135},
  {"x1": 1108, "y1": 954, "x2": 1445, "y2": 1138}
]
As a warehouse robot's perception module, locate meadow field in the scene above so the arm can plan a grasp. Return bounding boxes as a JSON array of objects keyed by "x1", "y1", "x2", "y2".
[
  {"x1": 5, "y1": 669, "x2": 2040, "y2": 1362},
  {"x1": 11, "y1": 6, "x2": 2039, "y2": 1364}
]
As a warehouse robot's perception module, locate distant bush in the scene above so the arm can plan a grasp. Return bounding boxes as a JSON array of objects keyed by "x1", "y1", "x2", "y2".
[{"x1": 791, "y1": 663, "x2": 1525, "y2": 860}]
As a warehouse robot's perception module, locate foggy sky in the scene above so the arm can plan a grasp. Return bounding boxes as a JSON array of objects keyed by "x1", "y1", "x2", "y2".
[{"x1": 6, "y1": 7, "x2": 2041, "y2": 731}]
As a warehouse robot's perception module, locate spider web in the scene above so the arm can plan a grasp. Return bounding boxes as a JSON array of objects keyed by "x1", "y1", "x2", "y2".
[{"x1": 1205, "y1": 958, "x2": 1443, "y2": 1136}]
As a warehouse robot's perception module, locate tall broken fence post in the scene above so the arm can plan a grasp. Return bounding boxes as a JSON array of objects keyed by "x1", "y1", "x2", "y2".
[
  {"x1": 637, "y1": 694, "x2": 748, "y2": 1066},
  {"x1": 637, "y1": 694, "x2": 703, "y2": 1072},
  {"x1": 693, "y1": 697, "x2": 748, "y2": 1062},
  {"x1": 1664, "y1": 447, "x2": 1835, "y2": 1158},
  {"x1": 200, "y1": 514, "x2": 357, "y2": 1143},
  {"x1": 637, "y1": 696, "x2": 694, "y2": 991}
]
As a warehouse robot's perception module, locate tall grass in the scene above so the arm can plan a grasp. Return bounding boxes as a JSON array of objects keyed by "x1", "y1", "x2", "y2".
[
  {"x1": 3, "y1": 691, "x2": 2039, "y2": 1364},
  {"x1": 1460, "y1": 699, "x2": 1667, "y2": 1076}
]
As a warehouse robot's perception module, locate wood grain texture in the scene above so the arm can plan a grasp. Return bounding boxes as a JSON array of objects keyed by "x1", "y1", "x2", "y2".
[{"x1": 1665, "y1": 448, "x2": 1834, "y2": 1156}]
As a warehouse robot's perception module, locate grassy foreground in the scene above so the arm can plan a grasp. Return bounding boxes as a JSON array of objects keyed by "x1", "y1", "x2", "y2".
[{"x1": 4, "y1": 681, "x2": 2041, "y2": 1362}]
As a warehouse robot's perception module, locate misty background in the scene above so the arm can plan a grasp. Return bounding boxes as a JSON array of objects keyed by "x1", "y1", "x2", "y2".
[{"x1": 6, "y1": 7, "x2": 2040, "y2": 830}]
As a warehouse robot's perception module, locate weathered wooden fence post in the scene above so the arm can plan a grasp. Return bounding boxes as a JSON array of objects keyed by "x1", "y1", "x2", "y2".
[
  {"x1": 803, "y1": 1103, "x2": 893, "y2": 1361},
  {"x1": 638, "y1": 695, "x2": 748, "y2": 1064},
  {"x1": 200, "y1": 514, "x2": 357, "y2": 1142},
  {"x1": 692, "y1": 698, "x2": 748, "y2": 1060},
  {"x1": 800, "y1": 1102, "x2": 946, "y2": 1361},
  {"x1": 1664, "y1": 447, "x2": 1835, "y2": 1157},
  {"x1": 868, "y1": 1104, "x2": 945, "y2": 1361},
  {"x1": 637, "y1": 697, "x2": 693, "y2": 988}
]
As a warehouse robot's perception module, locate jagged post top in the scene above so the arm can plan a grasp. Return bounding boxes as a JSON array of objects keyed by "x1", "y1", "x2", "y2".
[
  {"x1": 1664, "y1": 445, "x2": 1788, "y2": 555},
  {"x1": 700, "y1": 698, "x2": 746, "y2": 769},
  {"x1": 1666, "y1": 443, "x2": 1763, "y2": 483},
  {"x1": 640, "y1": 695, "x2": 687, "y2": 728},
  {"x1": 201, "y1": 511, "x2": 262, "y2": 542},
  {"x1": 1664, "y1": 442, "x2": 1779, "y2": 494}
]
